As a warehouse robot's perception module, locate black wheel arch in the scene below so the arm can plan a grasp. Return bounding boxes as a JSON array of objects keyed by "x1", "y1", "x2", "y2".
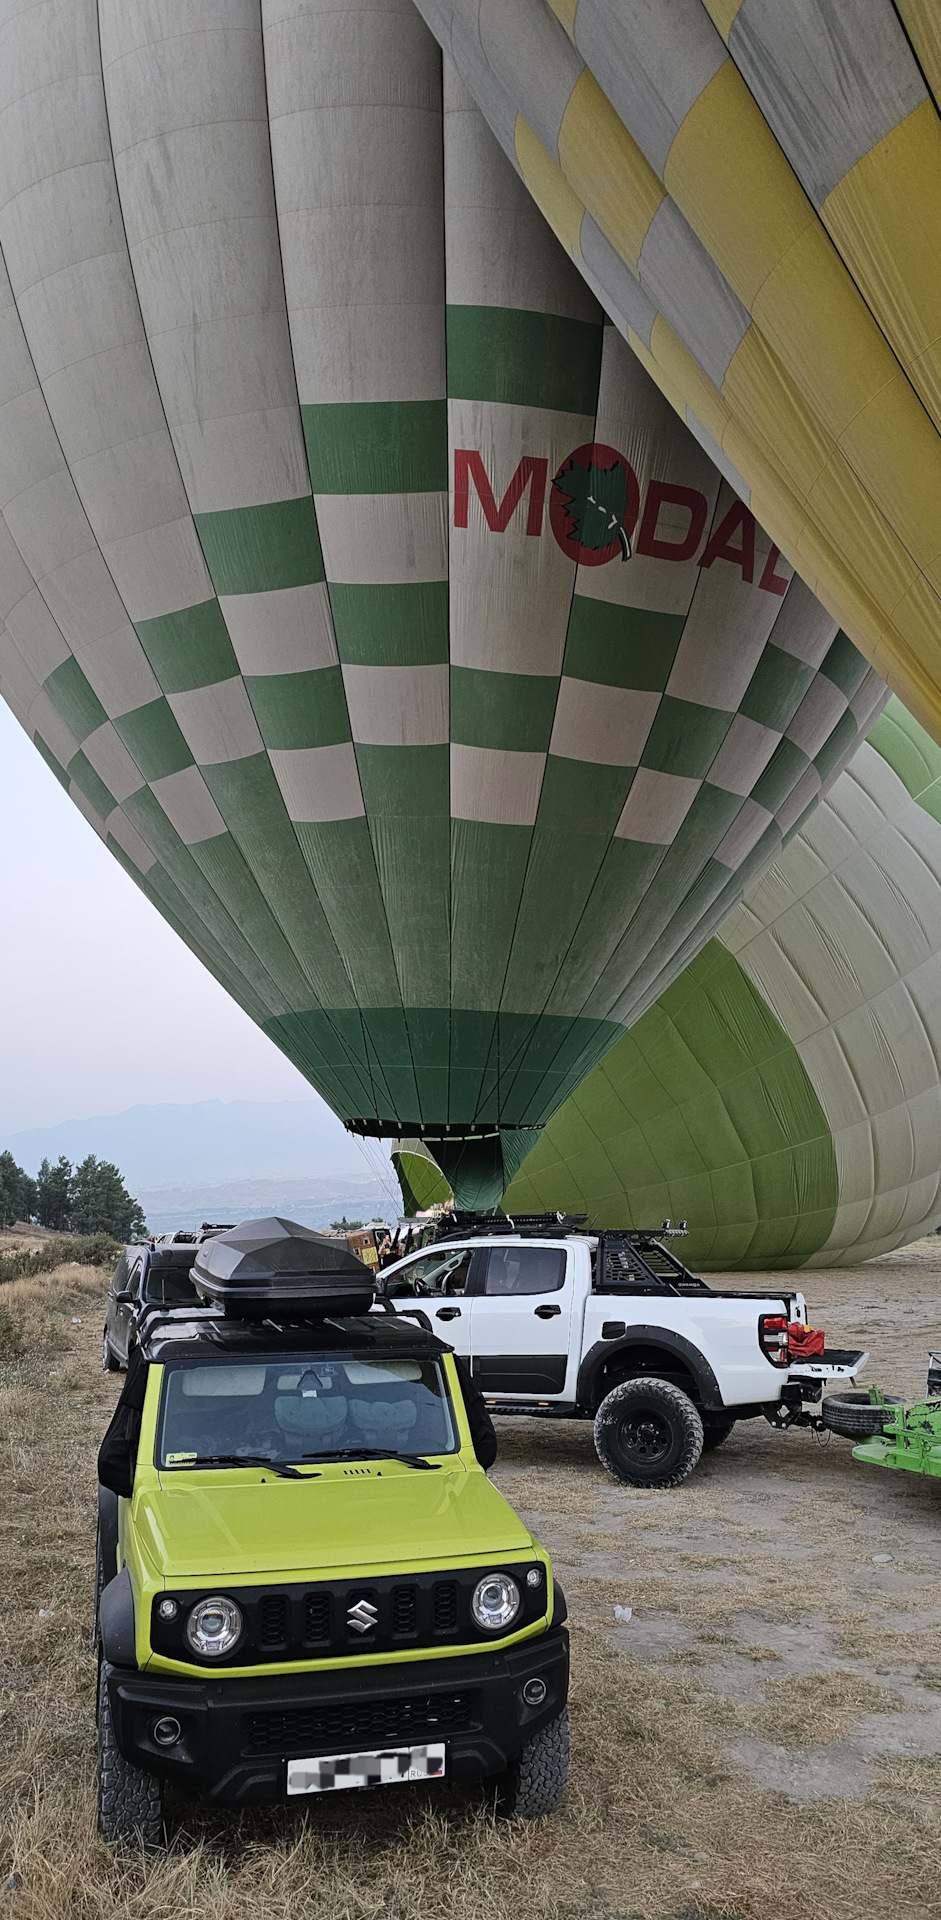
[
  {"x1": 577, "y1": 1326, "x2": 724, "y2": 1415},
  {"x1": 99, "y1": 1565, "x2": 137, "y2": 1669},
  {"x1": 97, "y1": 1484, "x2": 120, "y2": 1588}
]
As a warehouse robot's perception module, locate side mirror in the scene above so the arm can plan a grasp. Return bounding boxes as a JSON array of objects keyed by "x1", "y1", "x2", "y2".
[{"x1": 115, "y1": 1289, "x2": 136, "y2": 1305}]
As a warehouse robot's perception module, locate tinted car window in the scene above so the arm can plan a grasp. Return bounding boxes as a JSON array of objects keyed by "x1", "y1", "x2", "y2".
[
  {"x1": 144, "y1": 1266, "x2": 201, "y2": 1307},
  {"x1": 109, "y1": 1253, "x2": 129, "y2": 1296},
  {"x1": 482, "y1": 1247, "x2": 566, "y2": 1295}
]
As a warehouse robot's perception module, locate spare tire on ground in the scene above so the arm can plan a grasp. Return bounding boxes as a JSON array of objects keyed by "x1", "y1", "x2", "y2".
[{"x1": 821, "y1": 1391, "x2": 904, "y2": 1438}]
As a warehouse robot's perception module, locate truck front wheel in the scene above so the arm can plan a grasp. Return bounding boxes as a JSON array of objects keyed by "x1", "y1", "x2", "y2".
[
  {"x1": 495, "y1": 1707, "x2": 569, "y2": 1818},
  {"x1": 96, "y1": 1662, "x2": 164, "y2": 1851},
  {"x1": 594, "y1": 1378, "x2": 704, "y2": 1488}
]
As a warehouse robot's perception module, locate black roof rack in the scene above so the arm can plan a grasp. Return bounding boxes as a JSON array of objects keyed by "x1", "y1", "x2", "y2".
[
  {"x1": 141, "y1": 1307, "x2": 444, "y2": 1361},
  {"x1": 433, "y1": 1210, "x2": 588, "y2": 1243}
]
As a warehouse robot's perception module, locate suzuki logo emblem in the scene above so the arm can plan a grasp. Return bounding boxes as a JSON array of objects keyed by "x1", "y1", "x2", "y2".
[{"x1": 347, "y1": 1597, "x2": 378, "y2": 1634}]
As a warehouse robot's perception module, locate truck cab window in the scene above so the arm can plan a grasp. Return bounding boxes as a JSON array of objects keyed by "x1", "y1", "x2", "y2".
[
  {"x1": 388, "y1": 1249, "x2": 473, "y2": 1296},
  {"x1": 483, "y1": 1248, "x2": 565, "y2": 1295}
]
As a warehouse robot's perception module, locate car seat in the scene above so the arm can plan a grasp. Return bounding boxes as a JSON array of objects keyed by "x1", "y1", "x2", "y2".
[
  {"x1": 274, "y1": 1388, "x2": 348, "y2": 1450},
  {"x1": 348, "y1": 1393, "x2": 419, "y2": 1455}
]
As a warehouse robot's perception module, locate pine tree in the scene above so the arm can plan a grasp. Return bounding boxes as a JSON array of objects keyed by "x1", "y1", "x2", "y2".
[
  {"x1": 0, "y1": 1151, "x2": 35, "y2": 1227},
  {"x1": 68, "y1": 1155, "x2": 146, "y2": 1241},
  {"x1": 36, "y1": 1156, "x2": 73, "y2": 1231}
]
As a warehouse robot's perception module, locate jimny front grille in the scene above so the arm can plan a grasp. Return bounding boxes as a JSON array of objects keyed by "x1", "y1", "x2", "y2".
[{"x1": 150, "y1": 1563, "x2": 544, "y2": 1666}]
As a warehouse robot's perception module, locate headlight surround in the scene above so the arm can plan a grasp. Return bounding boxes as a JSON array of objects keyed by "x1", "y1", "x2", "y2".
[
  {"x1": 185, "y1": 1594, "x2": 243, "y2": 1658},
  {"x1": 471, "y1": 1572, "x2": 521, "y2": 1632}
]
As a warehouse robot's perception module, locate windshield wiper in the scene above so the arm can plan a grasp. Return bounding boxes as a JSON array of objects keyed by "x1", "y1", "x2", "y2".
[
  {"x1": 301, "y1": 1446, "x2": 441, "y2": 1471},
  {"x1": 181, "y1": 1453, "x2": 321, "y2": 1480}
]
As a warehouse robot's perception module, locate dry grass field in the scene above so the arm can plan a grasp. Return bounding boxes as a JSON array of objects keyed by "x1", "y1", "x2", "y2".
[{"x1": 1, "y1": 1242, "x2": 941, "y2": 1920}]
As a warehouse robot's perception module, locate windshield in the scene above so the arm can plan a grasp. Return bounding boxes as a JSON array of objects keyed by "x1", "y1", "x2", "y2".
[{"x1": 157, "y1": 1353, "x2": 458, "y2": 1468}]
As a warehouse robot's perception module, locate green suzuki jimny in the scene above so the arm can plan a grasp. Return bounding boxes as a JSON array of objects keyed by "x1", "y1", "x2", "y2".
[{"x1": 95, "y1": 1219, "x2": 569, "y2": 1845}]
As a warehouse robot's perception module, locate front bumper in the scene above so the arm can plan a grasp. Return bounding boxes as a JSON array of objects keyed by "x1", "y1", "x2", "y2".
[{"x1": 105, "y1": 1627, "x2": 569, "y2": 1805}]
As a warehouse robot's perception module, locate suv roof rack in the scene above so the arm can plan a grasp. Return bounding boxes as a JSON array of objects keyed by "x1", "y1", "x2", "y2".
[{"x1": 433, "y1": 1209, "x2": 588, "y2": 1243}]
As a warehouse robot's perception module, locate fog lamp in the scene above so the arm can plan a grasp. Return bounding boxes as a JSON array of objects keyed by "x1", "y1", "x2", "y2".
[
  {"x1": 522, "y1": 1677, "x2": 547, "y2": 1707},
  {"x1": 152, "y1": 1716, "x2": 182, "y2": 1747}
]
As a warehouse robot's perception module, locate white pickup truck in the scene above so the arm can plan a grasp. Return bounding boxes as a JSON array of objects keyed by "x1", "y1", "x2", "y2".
[{"x1": 377, "y1": 1216, "x2": 867, "y2": 1488}]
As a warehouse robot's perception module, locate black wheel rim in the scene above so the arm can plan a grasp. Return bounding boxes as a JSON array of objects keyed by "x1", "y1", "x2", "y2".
[{"x1": 616, "y1": 1409, "x2": 673, "y2": 1465}]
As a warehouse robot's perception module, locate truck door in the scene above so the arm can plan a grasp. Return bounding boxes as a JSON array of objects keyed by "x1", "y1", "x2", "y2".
[{"x1": 468, "y1": 1243, "x2": 576, "y2": 1398}]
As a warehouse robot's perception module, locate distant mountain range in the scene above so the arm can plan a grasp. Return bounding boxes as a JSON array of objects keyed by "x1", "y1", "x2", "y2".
[
  {"x1": 0, "y1": 1098, "x2": 393, "y2": 1194},
  {"x1": 138, "y1": 1175, "x2": 395, "y2": 1237}
]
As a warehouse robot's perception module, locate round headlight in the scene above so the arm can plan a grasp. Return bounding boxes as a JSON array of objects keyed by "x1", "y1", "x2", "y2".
[
  {"x1": 185, "y1": 1595, "x2": 243, "y2": 1658},
  {"x1": 471, "y1": 1573, "x2": 521, "y2": 1632}
]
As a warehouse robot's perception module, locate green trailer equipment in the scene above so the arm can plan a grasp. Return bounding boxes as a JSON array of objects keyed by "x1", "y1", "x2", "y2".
[{"x1": 821, "y1": 1359, "x2": 941, "y2": 1477}]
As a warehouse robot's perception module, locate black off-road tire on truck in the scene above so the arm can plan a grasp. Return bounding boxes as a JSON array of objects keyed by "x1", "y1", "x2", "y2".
[
  {"x1": 594, "y1": 1378, "x2": 704, "y2": 1488},
  {"x1": 96, "y1": 1660, "x2": 164, "y2": 1851},
  {"x1": 821, "y1": 1391, "x2": 904, "y2": 1438},
  {"x1": 495, "y1": 1707, "x2": 569, "y2": 1818},
  {"x1": 701, "y1": 1414, "x2": 736, "y2": 1452},
  {"x1": 102, "y1": 1329, "x2": 119, "y2": 1372}
]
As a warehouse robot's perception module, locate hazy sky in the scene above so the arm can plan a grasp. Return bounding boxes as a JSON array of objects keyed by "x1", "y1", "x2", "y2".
[{"x1": 0, "y1": 700, "x2": 323, "y2": 1134}]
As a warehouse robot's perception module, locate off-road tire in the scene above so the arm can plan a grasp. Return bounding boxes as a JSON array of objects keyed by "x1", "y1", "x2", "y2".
[
  {"x1": 594, "y1": 1378, "x2": 704, "y2": 1488},
  {"x1": 495, "y1": 1707, "x2": 569, "y2": 1818},
  {"x1": 821, "y1": 1391, "x2": 904, "y2": 1438},
  {"x1": 102, "y1": 1330, "x2": 119, "y2": 1372},
  {"x1": 96, "y1": 1660, "x2": 164, "y2": 1850},
  {"x1": 701, "y1": 1414, "x2": 736, "y2": 1452}
]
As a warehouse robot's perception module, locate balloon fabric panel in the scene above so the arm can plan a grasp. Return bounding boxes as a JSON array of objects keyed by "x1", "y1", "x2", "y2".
[
  {"x1": 416, "y1": 0, "x2": 941, "y2": 750},
  {"x1": 506, "y1": 699, "x2": 941, "y2": 1266}
]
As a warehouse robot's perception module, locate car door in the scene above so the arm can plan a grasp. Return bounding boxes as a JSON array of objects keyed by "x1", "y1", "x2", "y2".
[
  {"x1": 381, "y1": 1245, "x2": 476, "y2": 1362},
  {"x1": 104, "y1": 1252, "x2": 129, "y2": 1354},
  {"x1": 114, "y1": 1256, "x2": 143, "y2": 1362},
  {"x1": 467, "y1": 1243, "x2": 576, "y2": 1398}
]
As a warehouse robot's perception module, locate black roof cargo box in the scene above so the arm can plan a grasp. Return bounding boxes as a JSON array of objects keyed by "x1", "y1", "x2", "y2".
[{"x1": 191, "y1": 1216, "x2": 374, "y2": 1317}]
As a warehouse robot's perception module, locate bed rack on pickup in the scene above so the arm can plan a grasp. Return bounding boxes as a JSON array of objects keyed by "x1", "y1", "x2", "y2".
[{"x1": 594, "y1": 1231, "x2": 713, "y2": 1296}]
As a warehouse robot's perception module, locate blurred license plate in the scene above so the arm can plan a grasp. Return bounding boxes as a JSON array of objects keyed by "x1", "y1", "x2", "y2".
[{"x1": 286, "y1": 1744, "x2": 446, "y2": 1795}]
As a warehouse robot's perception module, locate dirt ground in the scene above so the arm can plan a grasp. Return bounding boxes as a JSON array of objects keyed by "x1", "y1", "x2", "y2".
[{"x1": 1, "y1": 1244, "x2": 940, "y2": 1920}]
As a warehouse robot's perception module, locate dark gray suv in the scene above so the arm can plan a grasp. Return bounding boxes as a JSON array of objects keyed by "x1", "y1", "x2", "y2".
[{"x1": 101, "y1": 1229, "x2": 230, "y2": 1370}]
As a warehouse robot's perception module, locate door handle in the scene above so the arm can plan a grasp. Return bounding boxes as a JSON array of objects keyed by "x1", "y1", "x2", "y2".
[
  {"x1": 534, "y1": 1303, "x2": 562, "y2": 1318},
  {"x1": 436, "y1": 1306, "x2": 462, "y2": 1320}
]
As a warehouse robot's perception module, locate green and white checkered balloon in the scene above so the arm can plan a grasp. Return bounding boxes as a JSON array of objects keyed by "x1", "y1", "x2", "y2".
[{"x1": 0, "y1": 0, "x2": 884, "y2": 1205}]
